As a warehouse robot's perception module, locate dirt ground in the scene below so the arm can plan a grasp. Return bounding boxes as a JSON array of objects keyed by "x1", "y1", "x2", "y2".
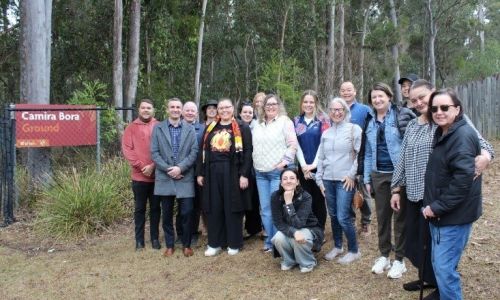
[{"x1": 1, "y1": 143, "x2": 499, "y2": 300}]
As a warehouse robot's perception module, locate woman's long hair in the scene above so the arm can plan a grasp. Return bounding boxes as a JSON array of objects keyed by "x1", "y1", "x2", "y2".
[
  {"x1": 258, "y1": 94, "x2": 288, "y2": 123},
  {"x1": 299, "y1": 89, "x2": 325, "y2": 117}
]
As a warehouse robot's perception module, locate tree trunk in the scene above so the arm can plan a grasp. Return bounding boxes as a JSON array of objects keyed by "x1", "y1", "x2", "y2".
[
  {"x1": 278, "y1": 3, "x2": 290, "y2": 84},
  {"x1": 338, "y1": 0, "x2": 345, "y2": 85},
  {"x1": 325, "y1": 0, "x2": 336, "y2": 101},
  {"x1": 478, "y1": 0, "x2": 485, "y2": 53},
  {"x1": 426, "y1": 0, "x2": 437, "y2": 86},
  {"x1": 145, "y1": 26, "x2": 151, "y2": 97},
  {"x1": 113, "y1": 0, "x2": 124, "y2": 123},
  {"x1": 311, "y1": 0, "x2": 319, "y2": 92},
  {"x1": 194, "y1": 0, "x2": 208, "y2": 108},
  {"x1": 244, "y1": 35, "x2": 250, "y2": 96},
  {"x1": 20, "y1": 0, "x2": 53, "y2": 187},
  {"x1": 359, "y1": 4, "x2": 370, "y2": 102},
  {"x1": 389, "y1": 0, "x2": 402, "y2": 104},
  {"x1": 124, "y1": 0, "x2": 141, "y2": 122}
]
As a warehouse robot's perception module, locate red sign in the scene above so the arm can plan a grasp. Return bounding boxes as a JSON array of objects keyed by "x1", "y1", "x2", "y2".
[{"x1": 15, "y1": 104, "x2": 97, "y2": 148}]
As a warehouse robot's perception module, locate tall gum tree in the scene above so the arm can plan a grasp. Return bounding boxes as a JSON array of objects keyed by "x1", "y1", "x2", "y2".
[{"x1": 20, "y1": 0, "x2": 53, "y2": 187}]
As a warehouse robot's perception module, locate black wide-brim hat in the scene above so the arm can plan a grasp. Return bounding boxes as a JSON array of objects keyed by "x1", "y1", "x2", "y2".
[{"x1": 201, "y1": 99, "x2": 218, "y2": 112}]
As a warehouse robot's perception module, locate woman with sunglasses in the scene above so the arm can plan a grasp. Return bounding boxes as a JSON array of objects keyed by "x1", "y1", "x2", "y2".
[
  {"x1": 390, "y1": 80, "x2": 493, "y2": 299},
  {"x1": 363, "y1": 82, "x2": 415, "y2": 279},
  {"x1": 252, "y1": 94, "x2": 298, "y2": 252},
  {"x1": 421, "y1": 88, "x2": 483, "y2": 300}
]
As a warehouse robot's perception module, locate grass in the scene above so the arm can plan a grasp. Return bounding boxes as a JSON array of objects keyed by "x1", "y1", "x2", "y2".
[{"x1": 0, "y1": 142, "x2": 499, "y2": 299}]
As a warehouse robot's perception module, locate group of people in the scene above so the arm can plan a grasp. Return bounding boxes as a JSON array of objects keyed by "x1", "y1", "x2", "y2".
[{"x1": 122, "y1": 76, "x2": 494, "y2": 300}]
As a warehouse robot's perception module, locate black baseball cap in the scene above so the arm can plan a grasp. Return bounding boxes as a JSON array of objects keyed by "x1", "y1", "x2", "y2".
[{"x1": 398, "y1": 73, "x2": 419, "y2": 85}]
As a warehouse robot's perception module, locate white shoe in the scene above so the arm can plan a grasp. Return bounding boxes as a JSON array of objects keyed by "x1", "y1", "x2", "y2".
[
  {"x1": 324, "y1": 247, "x2": 343, "y2": 261},
  {"x1": 204, "y1": 246, "x2": 222, "y2": 257},
  {"x1": 387, "y1": 260, "x2": 407, "y2": 279},
  {"x1": 371, "y1": 256, "x2": 391, "y2": 274},
  {"x1": 227, "y1": 248, "x2": 239, "y2": 256},
  {"x1": 300, "y1": 265, "x2": 314, "y2": 273},
  {"x1": 338, "y1": 251, "x2": 361, "y2": 265},
  {"x1": 280, "y1": 262, "x2": 296, "y2": 271}
]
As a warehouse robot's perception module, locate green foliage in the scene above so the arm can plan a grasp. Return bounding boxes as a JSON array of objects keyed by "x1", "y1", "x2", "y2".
[
  {"x1": 454, "y1": 41, "x2": 500, "y2": 84},
  {"x1": 37, "y1": 159, "x2": 131, "y2": 239},
  {"x1": 67, "y1": 79, "x2": 119, "y2": 145},
  {"x1": 258, "y1": 51, "x2": 303, "y2": 117}
]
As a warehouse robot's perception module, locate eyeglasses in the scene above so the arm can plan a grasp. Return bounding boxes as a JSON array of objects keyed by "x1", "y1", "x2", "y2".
[
  {"x1": 329, "y1": 108, "x2": 344, "y2": 113},
  {"x1": 265, "y1": 102, "x2": 278, "y2": 107},
  {"x1": 430, "y1": 105, "x2": 457, "y2": 113},
  {"x1": 218, "y1": 105, "x2": 233, "y2": 110}
]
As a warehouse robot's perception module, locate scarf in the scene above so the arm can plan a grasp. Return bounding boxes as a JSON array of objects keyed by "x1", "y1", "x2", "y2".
[{"x1": 202, "y1": 117, "x2": 243, "y2": 163}]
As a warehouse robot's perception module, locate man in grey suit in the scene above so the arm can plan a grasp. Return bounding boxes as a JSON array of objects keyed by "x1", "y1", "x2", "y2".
[{"x1": 151, "y1": 98, "x2": 198, "y2": 257}]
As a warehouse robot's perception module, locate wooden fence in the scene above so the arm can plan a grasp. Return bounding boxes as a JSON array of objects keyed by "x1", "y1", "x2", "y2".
[{"x1": 455, "y1": 73, "x2": 500, "y2": 139}]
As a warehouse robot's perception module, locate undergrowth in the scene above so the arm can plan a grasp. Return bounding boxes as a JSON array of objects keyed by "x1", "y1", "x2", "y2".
[{"x1": 36, "y1": 158, "x2": 131, "y2": 239}]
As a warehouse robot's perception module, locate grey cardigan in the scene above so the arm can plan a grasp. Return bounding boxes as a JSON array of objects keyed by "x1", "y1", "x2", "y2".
[
  {"x1": 315, "y1": 121, "x2": 362, "y2": 189},
  {"x1": 151, "y1": 119, "x2": 198, "y2": 198}
]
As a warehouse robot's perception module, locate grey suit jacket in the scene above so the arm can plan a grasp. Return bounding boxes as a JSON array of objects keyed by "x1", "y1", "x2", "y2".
[{"x1": 151, "y1": 119, "x2": 198, "y2": 198}]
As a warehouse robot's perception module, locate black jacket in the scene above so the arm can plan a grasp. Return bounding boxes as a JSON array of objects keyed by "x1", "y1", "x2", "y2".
[
  {"x1": 271, "y1": 189, "x2": 324, "y2": 253},
  {"x1": 423, "y1": 118, "x2": 482, "y2": 226},
  {"x1": 195, "y1": 120, "x2": 253, "y2": 213}
]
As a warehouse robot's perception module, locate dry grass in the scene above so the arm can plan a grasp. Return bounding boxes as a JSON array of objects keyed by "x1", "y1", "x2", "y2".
[{"x1": 1, "y1": 142, "x2": 499, "y2": 300}]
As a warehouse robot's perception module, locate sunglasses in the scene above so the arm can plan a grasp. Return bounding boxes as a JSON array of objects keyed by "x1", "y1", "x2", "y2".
[{"x1": 430, "y1": 104, "x2": 457, "y2": 113}]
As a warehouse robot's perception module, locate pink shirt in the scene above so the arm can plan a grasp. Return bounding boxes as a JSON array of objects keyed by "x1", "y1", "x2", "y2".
[{"x1": 122, "y1": 118, "x2": 159, "y2": 182}]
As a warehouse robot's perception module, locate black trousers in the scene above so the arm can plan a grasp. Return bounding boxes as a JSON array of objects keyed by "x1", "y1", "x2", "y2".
[
  {"x1": 207, "y1": 161, "x2": 244, "y2": 249},
  {"x1": 132, "y1": 181, "x2": 161, "y2": 243},
  {"x1": 405, "y1": 200, "x2": 437, "y2": 285},
  {"x1": 160, "y1": 196, "x2": 193, "y2": 248},
  {"x1": 298, "y1": 168, "x2": 326, "y2": 230},
  {"x1": 176, "y1": 183, "x2": 202, "y2": 236},
  {"x1": 244, "y1": 174, "x2": 263, "y2": 235}
]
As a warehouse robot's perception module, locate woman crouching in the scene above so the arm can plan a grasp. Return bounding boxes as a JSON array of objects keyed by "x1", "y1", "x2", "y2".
[{"x1": 271, "y1": 169, "x2": 324, "y2": 273}]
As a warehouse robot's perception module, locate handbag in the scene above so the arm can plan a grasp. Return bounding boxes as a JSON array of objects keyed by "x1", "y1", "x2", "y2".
[
  {"x1": 350, "y1": 124, "x2": 364, "y2": 209},
  {"x1": 352, "y1": 188, "x2": 364, "y2": 209}
]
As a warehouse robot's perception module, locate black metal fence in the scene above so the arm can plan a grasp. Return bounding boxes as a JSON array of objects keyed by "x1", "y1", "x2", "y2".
[
  {"x1": 0, "y1": 107, "x2": 15, "y2": 226},
  {"x1": 0, "y1": 105, "x2": 137, "y2": 226}
]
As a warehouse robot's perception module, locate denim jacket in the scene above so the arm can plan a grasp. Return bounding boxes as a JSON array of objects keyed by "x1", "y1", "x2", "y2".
[{"x1": 363, "y1": 105, "x2": 403, "y2": 184}]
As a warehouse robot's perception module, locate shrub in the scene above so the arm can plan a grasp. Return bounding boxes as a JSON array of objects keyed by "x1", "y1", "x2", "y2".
[{"x1": 37, "y1": 160, "x2": 130, "y2": 239}]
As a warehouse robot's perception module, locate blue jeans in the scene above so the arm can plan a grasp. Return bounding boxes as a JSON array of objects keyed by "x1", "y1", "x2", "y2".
[
  {"x1": 323, "y1": 180, "x2": 358, "y2": 253},
  {"x1": 255, "y1": 169, "x2": 281, "y2": 249},
  {"x1": 272, "y1": 229, "x2": 316, "y2": 269},
  {"x1": 430, "y1": 223, "x2": 472, "y2": 300}
]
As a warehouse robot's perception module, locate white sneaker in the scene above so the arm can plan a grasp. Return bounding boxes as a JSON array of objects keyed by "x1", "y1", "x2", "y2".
[
  {"x1": 338, "y1": 251, "x2": 361, "y2": 265},
  {"x1": 280, "y1": 262, "x2": 296, "y2": 271},
  {"x1": 227, "y1": 248, "x2": 239, "y2": 256},
  {"x1": 204, "y1": 246, "x2": 222, "y2": 257},
  {"x1": 300, "y1": 265, "x2": 314, "y2": 273},
  {"x1": 324, "y1": 247, "x2": 343, "y2": 261},
  {"x1": 387, "y1": 260, "x2": 407, "y2": 279},
  {"x1": 371, "y1": 256, "x2": 391, "y2": 274}
]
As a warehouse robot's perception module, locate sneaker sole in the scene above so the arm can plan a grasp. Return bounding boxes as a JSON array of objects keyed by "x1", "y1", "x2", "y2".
[
  {"x1": 371, "y1": 265, "x2": 391, "y2": 274},
  {"x1": 387, "y1": 267, "x2": 407, "y2": 279}
]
